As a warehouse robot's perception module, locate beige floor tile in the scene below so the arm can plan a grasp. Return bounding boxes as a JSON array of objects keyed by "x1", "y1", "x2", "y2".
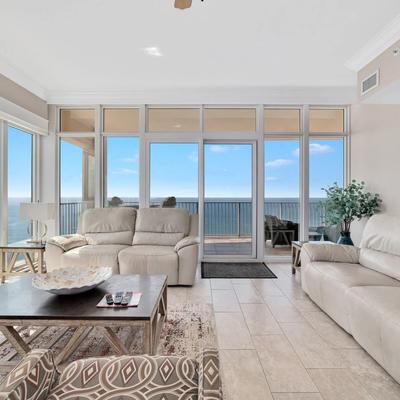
[
  {"x1": 302, "y1": 311, "x2": 360, "y2": 349},
  {"x1": 253, "y1": 335, "x2": 318, "y2": 393},
  {"x1": 215, "y1": 312, "x2": 254, "y2": 350},
  {"x1": 230, "y1": 278, "x2": 254, "y2": 285},
  {"x1": 274, "y1": 278, "x2": 309, "y2": 300},
  {"x1": 220, "y1": 349, "x2": 273, "y2": 400},
  {"x1": 241, "y1": 304, "x2": 282, "y2": 335},
  {"x1": 340, "y1": 349, "x2": 400, "y2": 400},
  {"x1": 233, "y1": 284, "x2": 264, "y2": 303},
  {"x1": 280, "y1": 323, "x2": 345, "y2": 368},
  {"x1": 273, "y1": 394, "x2": 323, "y2": 400},
  {"x1": 264, "y1": 296, "x2": 305, "y2": 323},
  {"x1": 308, "y1": 368, "x2": 375, "y2": 400},
  {"x1": 211, "y1": 279, "x2": 233, "y2": 290},
  {"x1": 290, "y1": 298, "x2": 320, "y2": 313},
  {"x1": 252, "y1": 279, "x2": 284, "y2": 297},
  {"x1": 167, "y1": 287, "x2": 188, "y2": 305},
  {"x1": 212, "y1": 290, "x2": 241, "y2": 312},
  {"x1": 187, "y1": 279, "x2": 212, "y2": 303}
]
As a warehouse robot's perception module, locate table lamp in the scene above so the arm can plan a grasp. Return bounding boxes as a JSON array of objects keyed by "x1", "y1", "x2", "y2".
[{"x1": 20, "y1": 202, "x2": 56, "y2": 243}]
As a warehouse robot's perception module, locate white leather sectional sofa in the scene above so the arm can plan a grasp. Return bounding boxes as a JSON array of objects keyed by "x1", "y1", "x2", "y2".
[
  {"x1": 301, "y1": 214, "x2": 400, "y2": 383},
  {"x1": 45, "y1": 207, "x2": 199, "y2": 285}
]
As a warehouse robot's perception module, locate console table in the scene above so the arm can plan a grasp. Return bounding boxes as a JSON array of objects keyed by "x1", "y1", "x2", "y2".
[{"x1": 0, "y1": 241, "x2": 46, "y2": 283}]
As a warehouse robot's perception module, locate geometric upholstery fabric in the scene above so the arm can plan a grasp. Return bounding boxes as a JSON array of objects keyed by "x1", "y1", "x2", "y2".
[
  {"x1": 48, "y1": 354, "x2": 201, "y2": 400},
  {"x1": 0, "y1": 349, "x2": 57, "y2": 400},
  {"x1": 198, "y1": 349, "x2": 222, "y2": 400}
]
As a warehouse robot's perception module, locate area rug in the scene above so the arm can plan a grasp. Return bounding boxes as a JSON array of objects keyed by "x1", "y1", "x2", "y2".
[
  {"x1": 0, "y1": 303, "x2": 217, "y2": 383},
  {"x1": 202, "y1": 261, "x2": 277, "y2": 279}
]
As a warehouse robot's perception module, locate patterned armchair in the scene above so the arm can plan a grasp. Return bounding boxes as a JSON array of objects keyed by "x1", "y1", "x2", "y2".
[{"x1": 0, "y1": 349, "x2": 222, "y2": 400}]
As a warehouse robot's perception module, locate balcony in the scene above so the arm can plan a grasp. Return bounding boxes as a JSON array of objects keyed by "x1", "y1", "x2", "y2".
[{"x1": 60, "y1": 199, "x2": 332, "y2": 256}]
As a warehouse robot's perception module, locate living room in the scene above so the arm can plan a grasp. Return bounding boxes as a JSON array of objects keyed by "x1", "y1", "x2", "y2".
[{"x1": 0, "y1": 1, "x2": 400, "y2": 399}]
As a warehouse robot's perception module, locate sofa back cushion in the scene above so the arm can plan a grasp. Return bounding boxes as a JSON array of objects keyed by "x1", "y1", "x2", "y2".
[
  {"x1": 133, "y1": 208, "x2": 190, "y2": 246},
  {"x1": 360, "y1": 213, "x2": 400, "y2": 280},
  {"x1": 81, "y1": 207, "x2": 136, "y2": 245}
]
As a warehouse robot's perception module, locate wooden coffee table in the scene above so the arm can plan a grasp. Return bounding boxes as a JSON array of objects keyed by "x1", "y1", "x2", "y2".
[{"x1": 0, "y1": 274, "x2": 167, "y2": 371}]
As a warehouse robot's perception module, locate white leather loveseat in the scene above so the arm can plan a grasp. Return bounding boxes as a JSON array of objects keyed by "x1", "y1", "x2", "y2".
[
  {"x1": 45, "y1": 207, "x2": 199, "y2": 285},
  {"x1": 301, "y1": 213, "x2": 400, "y2": 383}
]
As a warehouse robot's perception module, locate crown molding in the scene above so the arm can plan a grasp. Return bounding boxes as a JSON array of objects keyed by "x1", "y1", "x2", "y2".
[
  {"x1": 0, "y1": 57, "x2": 47, "y2": 100},
  {"x1": 345, "y1": 14, "x2": 400, "y2": 71},
  {"x1": 46, "y1": 86, "x2": 356, "y2": 105}
]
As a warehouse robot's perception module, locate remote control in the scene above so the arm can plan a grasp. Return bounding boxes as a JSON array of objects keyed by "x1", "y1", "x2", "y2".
[
  {"x1": 114, "y1": 291, "x2": 124, "y2": 305},
  {"x1": 121, "y1": 291, "x2": 133, "y2": 306},
  {"x1": 105, "y1": 294, "x2": 114, "y2": 305}
]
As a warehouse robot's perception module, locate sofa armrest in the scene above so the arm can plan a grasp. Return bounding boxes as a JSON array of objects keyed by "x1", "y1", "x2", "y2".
[
  {"x1": 302, "y1": 243, "x2": 360, "y2": 265},
  {"x1": 175, "y1": 236, "x2": 200, "y2": 252},
  {"x1": 46, "y1": 234, "x2": 87, "y2": 252},
  {"x1": 198, "y1": 349, "x2": 223, "y2": 400},
  {"x1": 0, "y1": 349, "x2": 57, "y2": 400}
]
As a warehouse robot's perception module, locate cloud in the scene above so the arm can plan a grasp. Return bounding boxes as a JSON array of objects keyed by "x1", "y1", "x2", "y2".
[
  {"x1": 265, "y1": 158, "x2": 294, "y2": 168},
  {"x1": 266, "y1": 176, "x2": 278, "y2": 181},
  {"x1": 121, "y1": 156, "x2": 138, "y2": 163},
  {"x1": 293, "y1": 143, "x2": 334, "y2": 157},
  {"x1": 209, "y1": 145, "x2": 228, "y2": 153},
  {"x1": 188, "y1": 151, "x2": 198, "y2": 163},
  {"x1": 112, "y1": 168, "x2": 137, "y2": 176}
]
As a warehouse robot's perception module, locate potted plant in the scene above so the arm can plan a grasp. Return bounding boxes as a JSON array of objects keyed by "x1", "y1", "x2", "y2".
[{"x1": 322, "y1": 180, "x2": 382, "y2": 245}]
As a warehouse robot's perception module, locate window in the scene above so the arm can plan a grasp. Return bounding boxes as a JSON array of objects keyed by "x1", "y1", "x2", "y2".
[
  {"x1": 264, "y1": 139, "x2": 300, "y2": 256},
  {"x1": 309, "y1": 138, "x2": 344, "y2": 241},
  {"x1": 103, "y1": 108, "x2": 140, "y2": 133},
  {"x1": 264, "y1": 108, "x2": 300, "y2": 132},
  {"x1": 104, "y1": 137, "x2": 140, "y2": 207},
  {"x1": 60, "y1": 109, "x2": 95, "y2": 132},
  {"x1": 147, "y1": 108, "x2": 200, "y2": 132},
  {"x1": 59, "y1": 137, "x2": 95, "y2": 234},
  {"x1": 310, "y1": 109, "x2": 344, "y2": 133},
  {"x1": 204, "y1": 108, "x2": 256, "y2": 132},
  {"x1": 150, "y1": 143, "x2": 198, "y2": 213},
  {"x1": 8, "y1": 126, "x2": 32, "y2": 243}
]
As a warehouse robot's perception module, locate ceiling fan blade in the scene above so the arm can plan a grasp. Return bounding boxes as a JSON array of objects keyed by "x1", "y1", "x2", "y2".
[{"x1": 174, "y1": 0, "x2": 192, "y2": 9}]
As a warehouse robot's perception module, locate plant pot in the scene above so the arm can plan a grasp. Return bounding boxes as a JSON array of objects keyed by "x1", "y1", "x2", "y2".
[{"x1": 337, "y1": 232, "x2": 354, "y2": 246}]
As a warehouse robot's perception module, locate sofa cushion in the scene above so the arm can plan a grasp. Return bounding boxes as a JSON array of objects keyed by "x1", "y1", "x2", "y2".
[
  {"x1": 0, "y1": 349, "x2": 56, "y2": 400},
  {"x1": 61, "y1": 245, "x2": 129, "y2": 274},
  {"x1": 118, "y1": 245, "x2": 178, "y2": 285},
  {"x1": 133, "y1": 208, "x2": 190, "y2": 246},
  {"x1": 80, "y1": 207, "x2": 136, "y2": 245},
  {"x1": 303, "y1": 261, "x2": 400, "y2": 332},
  {"x1": 348, "y1": 286, "x2": 400, "y2": 383},
  {"x1": 48, "y1": 354, "x2": 198, "y2": 400}
]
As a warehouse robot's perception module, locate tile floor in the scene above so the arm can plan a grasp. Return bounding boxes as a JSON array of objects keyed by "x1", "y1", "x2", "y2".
[{"x1": 168, "y1": 262, "x2": 400, "y2": 400}]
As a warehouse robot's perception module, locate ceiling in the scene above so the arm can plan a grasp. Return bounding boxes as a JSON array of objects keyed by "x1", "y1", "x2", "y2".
[{"x1": 1, "y1": 0, "x2": 400, "y2": 101}]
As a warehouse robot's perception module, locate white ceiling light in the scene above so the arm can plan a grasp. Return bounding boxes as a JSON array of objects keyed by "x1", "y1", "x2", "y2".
[{"x1": 143, "y1": 46, "x2": 163, "y2": 57}]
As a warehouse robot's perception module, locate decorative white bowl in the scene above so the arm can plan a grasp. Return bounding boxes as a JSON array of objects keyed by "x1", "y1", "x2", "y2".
[{"x1": 32, "y1": 266, "x2": 112, "y2": 295}]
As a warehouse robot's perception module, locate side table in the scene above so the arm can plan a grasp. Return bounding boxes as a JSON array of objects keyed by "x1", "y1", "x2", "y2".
[{"x1": 0, "y1": 240, "x2": 46, "y2": 283}]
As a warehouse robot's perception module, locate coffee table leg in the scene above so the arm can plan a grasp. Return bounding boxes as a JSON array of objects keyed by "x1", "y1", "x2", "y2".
[
  {"x1": 0, "y1": 326, "x2": 30, "y2": 356},
  {"x1": 143, "y1": 322, "x2": 151, "y2": 354}
]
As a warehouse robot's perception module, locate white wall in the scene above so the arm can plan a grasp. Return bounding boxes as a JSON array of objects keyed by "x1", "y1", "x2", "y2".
[{"x1": 351, "y1": 104, "x2": 400, "y2": 245}]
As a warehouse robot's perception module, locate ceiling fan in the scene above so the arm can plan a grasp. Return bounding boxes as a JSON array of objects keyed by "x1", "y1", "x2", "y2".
[{"x1": 174, "y1": 0, "x2": 203, "y2": 10}]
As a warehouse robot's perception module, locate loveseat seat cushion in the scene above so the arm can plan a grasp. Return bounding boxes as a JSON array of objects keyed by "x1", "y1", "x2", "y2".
[
  {"x1": 0, "y1": 349, "x2": 56, "y2": 400},
  {"x1": 118, "y1": 245, "x2": 178, "y2": 284},
  {"x1": 348, "y1": 286, "x2": 400, "y2": 383},
  {"x1": 81, "y1": 207, "x2": 137, "y2": 245},
  {"x1": 303, "y1": 261, "x2": 400, "y2": 332},
  {"x1": 47, "y1": 354, "x2": 198, "y2": 400},
  {"x1": 61, "y1": 245, "x2": 129, "y2": 274},
  {"x1": 133, "y1": 208, "x2": 190, "y2": 246}
]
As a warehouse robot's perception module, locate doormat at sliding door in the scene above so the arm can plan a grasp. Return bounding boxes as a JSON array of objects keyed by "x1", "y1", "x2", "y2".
[{"x1": 201, "y1": 262, "x2": 277, "y2": 279}]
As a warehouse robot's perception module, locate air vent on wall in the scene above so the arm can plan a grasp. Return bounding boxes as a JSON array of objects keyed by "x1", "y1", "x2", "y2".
[{"x1": 361, "y1": 70, "x2": 379, "y2": 96}]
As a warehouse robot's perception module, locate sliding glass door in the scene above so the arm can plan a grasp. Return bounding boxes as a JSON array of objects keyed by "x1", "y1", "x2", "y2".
[{"x1": 203, "y1": 142, "x2": 255, "y2": 258}]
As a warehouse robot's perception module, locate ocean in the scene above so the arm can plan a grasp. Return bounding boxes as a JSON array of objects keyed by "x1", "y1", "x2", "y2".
[{"x1": 7, "y1": 197, "x2": 326, "y2": 242}]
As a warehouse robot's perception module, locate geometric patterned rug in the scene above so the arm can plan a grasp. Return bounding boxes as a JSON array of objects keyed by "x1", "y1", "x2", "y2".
[{"x1": 0, "y1": 303, "x2": 217, "y2": 383}]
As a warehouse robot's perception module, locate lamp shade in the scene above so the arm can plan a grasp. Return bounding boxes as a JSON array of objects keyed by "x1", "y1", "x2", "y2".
[{"x1": 20, "y1": 203, "x2": 56, "y2": 221}]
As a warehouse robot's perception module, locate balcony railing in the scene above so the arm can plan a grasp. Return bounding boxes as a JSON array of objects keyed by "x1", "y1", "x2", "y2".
[{"x1": 59, "y1": 199, "x2": 327, "y2": 236}]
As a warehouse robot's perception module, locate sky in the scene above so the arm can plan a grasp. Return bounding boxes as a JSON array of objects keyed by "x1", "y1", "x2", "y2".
[{"x1": 24, "y1": 134, "x2": 344, "y2": 201}]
